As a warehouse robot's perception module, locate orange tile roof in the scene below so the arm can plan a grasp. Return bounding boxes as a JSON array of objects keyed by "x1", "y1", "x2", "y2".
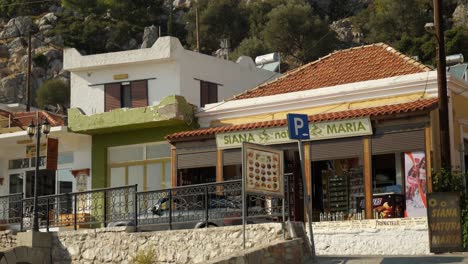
[
  {"x1": 166, "y1": 98, "x2": 437, "y2": 141},
  {"x1": 233, "y1": 43, "x2": 431, "y2": 100},
  {"x1": 0, "y1": 110, "x2": 66, "y2": 128}
]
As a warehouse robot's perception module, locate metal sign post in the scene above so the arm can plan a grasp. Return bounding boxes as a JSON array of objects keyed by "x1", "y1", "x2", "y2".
[
  {"x1": 242, "y1": 142, "x2": 285, "y2": 250},
  {"x1": 286, "y1": 113, "x2": 314, "y2": 253}
]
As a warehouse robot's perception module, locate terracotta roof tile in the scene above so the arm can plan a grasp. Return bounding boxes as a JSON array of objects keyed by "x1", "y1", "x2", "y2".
[
  {"x1": 166, "y1": 98, "x2": 437, "y2": 141},
  {"x1": 1, "y1": 110, "x2": 66, "y2": 128},
  {"x1": 232, "y1": 43, "x2": 431, "y2": 100}
]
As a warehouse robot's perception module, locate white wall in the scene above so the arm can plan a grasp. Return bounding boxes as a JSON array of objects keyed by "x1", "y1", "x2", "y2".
[
  {"x1": 70, "y1": 61, "x2": 181, "y2": 115},
  {"x1": 178, "y1": 51, "x2": 278, "y2": 109},
  {"x1": 66, "y1": 36, "x2": 278, "y2": 115},
  {"x1": 0, "y1": 132, "x2": 92, "y2": 196}
]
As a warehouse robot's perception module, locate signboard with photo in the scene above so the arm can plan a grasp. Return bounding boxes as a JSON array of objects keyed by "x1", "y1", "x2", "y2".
[
  {"x1": 243, "y1": 142, "x2": 284, "y2": 197},
  {"x1": 404, "y1": 151, "x2": 427, "y2": 217}
]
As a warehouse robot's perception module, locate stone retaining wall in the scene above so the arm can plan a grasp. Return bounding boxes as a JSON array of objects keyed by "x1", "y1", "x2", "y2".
[
  {"x1": 309, "y1": 217, "x2": 429, "y2": 255},
  {"x1": 0, "y1": 230, "x2": 17, "y2": 251},
  {"x1": 52, "y1": 223, "x2": 285, "y2": 263},
  {"x1": 207, "y1": 238, "x2": 309, "y2": 264}
]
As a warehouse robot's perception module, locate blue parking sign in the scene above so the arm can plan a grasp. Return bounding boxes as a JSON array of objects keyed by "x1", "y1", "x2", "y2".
[{"x1": 287, "y1": 113, "x2": 310, "y2": 140}]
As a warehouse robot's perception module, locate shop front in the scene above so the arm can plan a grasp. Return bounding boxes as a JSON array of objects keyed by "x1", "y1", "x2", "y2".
[{"x1": 167, "y1": 100, "x2": 436, "y2": 223}]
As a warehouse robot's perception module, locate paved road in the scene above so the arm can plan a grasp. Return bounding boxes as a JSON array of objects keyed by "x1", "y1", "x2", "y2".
[{"x1": 308, "y1": 255, "x2": 468, "y2": 264}]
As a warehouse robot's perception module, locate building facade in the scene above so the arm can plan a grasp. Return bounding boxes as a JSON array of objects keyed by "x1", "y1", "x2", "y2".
[
  {"x1": 64, "y1": 36, "x2": 280, "y2": 190},
  {"x1": 0, "y1": 110, "x2": 91, "y2": 198},
  {"x1": 166, "y1": 43, "x2": 468, "y2": 221}
]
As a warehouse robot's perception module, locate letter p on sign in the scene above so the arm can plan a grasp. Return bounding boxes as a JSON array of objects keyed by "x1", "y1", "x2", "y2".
[{"x1": 287, "y1": 113, "x2": 310, "y2": 140}]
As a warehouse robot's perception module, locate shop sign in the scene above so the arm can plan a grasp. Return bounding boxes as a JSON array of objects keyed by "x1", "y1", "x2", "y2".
[
  {"x1": 243, "y1": 142, "x2": 284, "y2": 197},
  {"x1": 217, "y1": 117, "x2": 372, "y2": 149},
  {"x1": 427, "y1": 192, "x2": 463, "y2": 253},
  {"x1": 26, "y1": 143, "x2": 47, "y2": 158}
]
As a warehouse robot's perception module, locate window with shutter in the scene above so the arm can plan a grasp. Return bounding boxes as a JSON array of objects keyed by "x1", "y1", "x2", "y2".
[
  {"x1": 131, "y1": 80, "x2": 148, "y2": 108},
  {"x1": 200, "y1": 80, "x2": 218, "y2": 107},
  {"x1": 105, "y1": 83, "x2": 121, "y2": 112}
]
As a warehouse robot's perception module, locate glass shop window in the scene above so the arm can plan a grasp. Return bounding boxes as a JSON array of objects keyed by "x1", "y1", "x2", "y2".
[
  {"x1": 177, "y1": 167, "x2": 216, "y2": 186},
  {"x1": 312, "y1": 158, "x2": 363, "y2": 222},
  {"x1": 223, "y1": 164, "x2": 242, "y2": 181}
]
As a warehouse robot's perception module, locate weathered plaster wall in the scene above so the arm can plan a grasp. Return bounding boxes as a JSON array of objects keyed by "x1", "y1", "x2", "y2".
[
  {"x1": 51, "y1": 224, "x2": 285, "y2": 263},
  {"x1": 308, "y1": 217, "x2": 430, "y2": 255}
]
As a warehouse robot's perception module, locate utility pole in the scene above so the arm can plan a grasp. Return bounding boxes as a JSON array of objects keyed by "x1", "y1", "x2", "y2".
[
  {"x1": 167, "y1": 1, "x2": 173, "y2": 36},
  {"x1": 433, "y1": 0, "x2": 451, "y2": 169},
  {"x1": 195, "y1": 5, "x2": 200, "y2": 52},
  {"x1": 26, "y1": 31, "x2": 32, "y2": 112}
]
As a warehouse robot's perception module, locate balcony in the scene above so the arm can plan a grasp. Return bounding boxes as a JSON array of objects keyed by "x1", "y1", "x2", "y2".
[{"x1": 68, "y1": 95, "x2": 197, "y2": 134}]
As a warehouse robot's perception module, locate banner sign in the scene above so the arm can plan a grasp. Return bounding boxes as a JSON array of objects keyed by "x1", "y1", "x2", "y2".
[
  {"x1": 404, "y1": 151, "x2": 427, "y2": 217},
  {"x1": 217, "y1": 117, "x2": 372, "y2": 149},
  {"x1": 243, "y1": 142, "x2": 284, "y2": 197},
  {"x1": 427, "y1": 192, "x2": 463, "y2": 253}
]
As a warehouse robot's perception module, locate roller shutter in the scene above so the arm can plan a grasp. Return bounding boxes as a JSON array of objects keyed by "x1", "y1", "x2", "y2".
[
  {"x1": 372, "y1": 130, "x2": 425, "y2": 154},
  {"x1": 223, "y1": 149, "x2": 241, "y2": 165},
  {"x1": 104, "y1": 83, "x2": 121, "y2": 112},
  {"x1": 131, "y1": 80, "x2": 148, "y2": 108},
  {"x1": 311, "y1": 137, "x2": 362, "y2": 161}
]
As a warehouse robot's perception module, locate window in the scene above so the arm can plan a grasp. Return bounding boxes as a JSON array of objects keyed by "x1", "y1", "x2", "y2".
[
  {"x1": 200, "y1": 80, "x2": 218, "y2": 107},
  {"x1": 105, "y1": 80, "x2": 148, "y2": 111}
]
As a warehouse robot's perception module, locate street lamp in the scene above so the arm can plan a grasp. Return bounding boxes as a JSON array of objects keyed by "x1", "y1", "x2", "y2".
[{"x1": 27, "y1": 118, "x2": 50, "y2": 232}]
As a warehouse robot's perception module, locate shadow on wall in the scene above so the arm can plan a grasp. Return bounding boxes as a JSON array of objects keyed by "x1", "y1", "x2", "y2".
[
  {"x1": 51, "y1": 235, "x2": 72, "y2": 263},
  {"x1": 0, "y1": 245, "x2": 69, "y2": 264}
]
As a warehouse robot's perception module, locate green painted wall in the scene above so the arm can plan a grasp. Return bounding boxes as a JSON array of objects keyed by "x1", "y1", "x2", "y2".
[{"x1": 92, "y1": 124, "x2": 189, "y2": 189}]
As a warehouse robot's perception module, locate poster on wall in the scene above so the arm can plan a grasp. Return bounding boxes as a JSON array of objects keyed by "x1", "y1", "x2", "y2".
[
  {"x1": 243, "y1": 142, "x2": 284, "y2": 197},
  {"x1": 404, "y1": 151, "x2": 427, "y2": 217}
]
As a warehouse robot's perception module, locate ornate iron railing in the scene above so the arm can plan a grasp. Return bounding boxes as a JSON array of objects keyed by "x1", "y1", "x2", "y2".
[{"x1": 0, "y1": 180, "x2": 289, "y2": 231}]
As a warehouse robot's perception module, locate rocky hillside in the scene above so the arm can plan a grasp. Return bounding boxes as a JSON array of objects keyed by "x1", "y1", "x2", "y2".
[{"x1": 0, "y1": 0, "x2": 466, "y2": 110}]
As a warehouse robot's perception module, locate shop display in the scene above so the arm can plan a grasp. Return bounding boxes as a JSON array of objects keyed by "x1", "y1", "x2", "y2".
[
  {"x1": 327, "y1": 174, "x2": 348, "y2": 213},
  {"x1": 349, "y1": 167, "x2": 364, "y2": 211},
  {"x1": 356, "y1": 193, "x2": 405, "y2": 218}
]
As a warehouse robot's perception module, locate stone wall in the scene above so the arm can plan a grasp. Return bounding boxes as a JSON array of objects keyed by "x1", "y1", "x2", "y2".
[
  {"x1": 0, "y1": 230, "x2": 17, "y2": 251},
  {"x1": 52, "y1": 223, "x2": 285, "y2": 264},
  {"x1": 309, "y1": 217, "x2": 429, "y2": 255},
  {"x1": 207, "y1": 239, "x2": 309, "y2": 264}
]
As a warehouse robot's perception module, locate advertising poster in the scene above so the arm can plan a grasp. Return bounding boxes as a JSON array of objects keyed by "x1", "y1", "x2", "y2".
[
  {"x1": 404, "y1": 151, "x2": 427, "y2": 217},
  {"x1": 243, "y1": 142, "x2": 284, "y2": 197}
]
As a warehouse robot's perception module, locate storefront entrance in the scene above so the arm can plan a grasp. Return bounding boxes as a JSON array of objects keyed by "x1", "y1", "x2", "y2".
[{"x1": 284, "y1": 149, "x2": 304, "y2": 222}]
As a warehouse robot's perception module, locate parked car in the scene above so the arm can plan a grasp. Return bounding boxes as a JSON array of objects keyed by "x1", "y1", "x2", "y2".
[{"x1": 108, "y1": 195, "x2": 278, "y2": 231}]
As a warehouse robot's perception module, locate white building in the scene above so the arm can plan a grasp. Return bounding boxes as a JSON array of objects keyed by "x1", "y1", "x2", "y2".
[{"x1": 63, "y1": 36, "x2": 280, "y2": 191}]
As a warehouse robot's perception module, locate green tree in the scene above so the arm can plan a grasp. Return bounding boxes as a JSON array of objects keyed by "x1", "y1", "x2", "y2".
[
  {"x1": 35, "y1": 79, "x2": 70, "y2": 110},
  {"x1": 262, "y1": 1, "x2": 339, "y2": 66},
  {"x1": 352, "y1": 0, "x2": 430, "y2": 44},
  {"x1": 184, "y1": 0, "x2": 249, "y2": 54},
  {"x1": 0, "y1": 0, "x2": 53, "y2": 18},
  {"x1": 230, "y1": 37, "x2": 271, "y2": 61}
]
